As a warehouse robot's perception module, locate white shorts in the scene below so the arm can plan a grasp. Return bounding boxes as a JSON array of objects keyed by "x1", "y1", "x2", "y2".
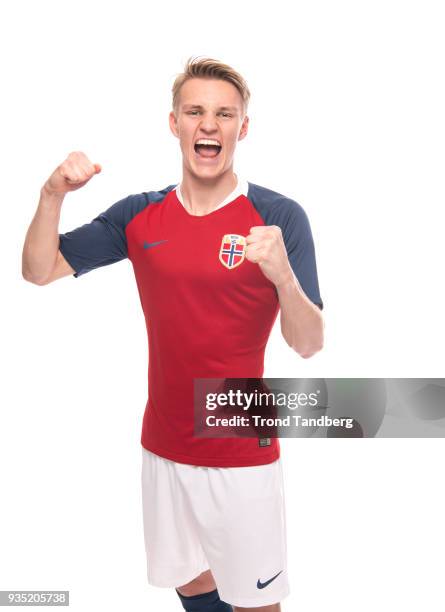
[{"x1": 141, "y1": 447, "x2": 289, "y2": 608}]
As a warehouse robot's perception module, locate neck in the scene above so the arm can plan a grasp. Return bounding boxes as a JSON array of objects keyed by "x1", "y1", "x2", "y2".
[{"x1": 179, "y1": 167, "x2": 237, "y2": 216}]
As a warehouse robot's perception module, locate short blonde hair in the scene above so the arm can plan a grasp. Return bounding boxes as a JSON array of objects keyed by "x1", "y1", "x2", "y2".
[{"x1": 172, "y1": 56, "x2": 250, "y2": 115}]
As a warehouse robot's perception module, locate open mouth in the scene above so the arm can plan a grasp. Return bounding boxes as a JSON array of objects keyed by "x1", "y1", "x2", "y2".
[{"x1": 194, "y1": 138, "x2": 222, "y2": 159}]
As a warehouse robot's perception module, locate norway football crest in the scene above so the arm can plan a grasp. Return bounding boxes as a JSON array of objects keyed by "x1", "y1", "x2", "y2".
[{"x1": 219, "y1": 234, "x2": 246, "y2": 269}]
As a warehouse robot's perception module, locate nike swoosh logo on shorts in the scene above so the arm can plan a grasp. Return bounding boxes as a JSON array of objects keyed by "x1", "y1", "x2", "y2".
[
  {"x1": 257, "y1": 570, "x2": 283, "y2": 589},
  {"x1": 143, "y1": 240, "x2": 168, "y2": 249}
]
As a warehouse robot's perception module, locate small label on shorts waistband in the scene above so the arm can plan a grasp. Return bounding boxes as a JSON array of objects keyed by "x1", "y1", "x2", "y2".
[{"x1": 259, "y1": 437, "x2": 271, "y2": 447}]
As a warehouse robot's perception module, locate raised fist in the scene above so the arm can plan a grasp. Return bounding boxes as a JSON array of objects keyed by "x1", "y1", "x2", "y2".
[{"x1": 43, "y1": 151, "x2": 102, "y2": 195}]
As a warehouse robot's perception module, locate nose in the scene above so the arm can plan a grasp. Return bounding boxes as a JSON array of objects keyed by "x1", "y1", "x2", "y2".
[{"x1": 199, "y1": 112, "x2": 218, "y2": 133}]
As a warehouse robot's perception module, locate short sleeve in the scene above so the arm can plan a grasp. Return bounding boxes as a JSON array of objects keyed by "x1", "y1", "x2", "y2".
[
  {"x1": 283, "y1": 203, "x2": 324, "y2": 310},
  {"x1": 247, "y1": 183, "x2": 324, "y2": 310},
  {"x1": 58, "y1": 195, "x2": 132, "y2": 278}
]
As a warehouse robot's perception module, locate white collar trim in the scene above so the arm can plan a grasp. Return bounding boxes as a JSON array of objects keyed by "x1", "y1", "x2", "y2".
[{"x1": 175, "y1": 175, "x2": 248, "y2": 212}]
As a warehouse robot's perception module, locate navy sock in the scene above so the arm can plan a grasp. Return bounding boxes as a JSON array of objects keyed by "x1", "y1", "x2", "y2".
[{"x1": 175, "y1": 587, "x2": 233, "y2": 611}]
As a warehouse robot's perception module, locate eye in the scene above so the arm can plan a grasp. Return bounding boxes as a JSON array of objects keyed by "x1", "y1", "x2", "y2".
[
  {"x1": 218, "y1": 112, "x2": 232, "y2": 118},
  {"x1": 186, "y1": 110, "x2": 201, "y2": 116}
]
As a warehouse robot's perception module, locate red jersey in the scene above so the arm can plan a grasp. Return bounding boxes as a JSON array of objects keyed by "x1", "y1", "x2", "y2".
[{"x1": 59, "y1": 181, "x2": 323, "y2": 467}]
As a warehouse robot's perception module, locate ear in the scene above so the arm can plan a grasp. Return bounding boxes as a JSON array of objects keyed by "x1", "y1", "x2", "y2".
[
  {"x1": 238, "y1": 114, "x2": 249, "y2": 142},
  {"x1": 169, "y1": 110, "x2": 179, "y2": 138}
]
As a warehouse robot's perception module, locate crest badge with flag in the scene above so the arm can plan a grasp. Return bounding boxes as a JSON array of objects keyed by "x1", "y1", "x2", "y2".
[{"x1": 219, "y1": 234, "x2": 246, "y2": 270}]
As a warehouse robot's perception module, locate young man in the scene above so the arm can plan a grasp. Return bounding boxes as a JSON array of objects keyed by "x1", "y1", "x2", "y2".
[{"x1": 22, "y1": 57, "x2": 324, "y2": 611}]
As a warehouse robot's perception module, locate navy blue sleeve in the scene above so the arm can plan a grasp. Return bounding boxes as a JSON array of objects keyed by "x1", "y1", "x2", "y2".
[
  {"x1": 247, "y1": 183, "x2": 323, "y2": 310},
  {"x1": 281, "y1": 202, "x2": 323, "y2": 310},
  {"x1": 58, "y1": 193, "x2": 147, "y2": 278}
]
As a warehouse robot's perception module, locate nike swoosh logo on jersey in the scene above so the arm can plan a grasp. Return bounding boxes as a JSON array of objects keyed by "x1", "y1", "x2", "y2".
[
  {"x1": 257, "y1": 570, "x2": 283, "y2": 589},
  {"x1": 143, "y1": 240, "x2": 168, "y2": 249}
]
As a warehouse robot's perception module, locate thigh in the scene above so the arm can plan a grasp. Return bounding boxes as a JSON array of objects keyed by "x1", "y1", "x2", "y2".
[
  {"x1": 188, "y1": 459, "x2": 290, "y2": 608},
  {"x1": 141, "y1": 447, "x2": 209, "y2": 587}
]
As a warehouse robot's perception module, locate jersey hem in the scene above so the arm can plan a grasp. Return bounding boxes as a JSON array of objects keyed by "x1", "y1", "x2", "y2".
[{"x1": 141, "y1": 441, "x2": 280, "y2": 468}]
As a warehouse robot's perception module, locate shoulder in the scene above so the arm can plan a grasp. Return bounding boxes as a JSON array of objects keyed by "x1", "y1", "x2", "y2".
[
  {"x1": 101, "y1": 184, "x2": 177, "y2": 227},
  {"x1": 246, "y1": 182, "x2": 310, "y2": 228}
]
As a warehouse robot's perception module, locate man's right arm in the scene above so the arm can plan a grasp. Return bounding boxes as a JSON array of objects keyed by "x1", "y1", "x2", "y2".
[{"x1": 22, "y1": 151, "x2": 102, "y2": 285}]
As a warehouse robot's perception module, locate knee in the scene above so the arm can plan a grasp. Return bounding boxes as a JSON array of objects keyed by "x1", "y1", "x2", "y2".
[
  {"x1": 176, "y1": 569, "x2": 217, "y2": 597},
  {"x1": 176, "y1": 571, "x2": 233, "y2": 611}
]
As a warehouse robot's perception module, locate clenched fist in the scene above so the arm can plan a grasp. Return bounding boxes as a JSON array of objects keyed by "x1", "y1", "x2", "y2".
[
  {"x1": 245, "y1": 225, "x2": 294, "y2": 288},
  {"x1": 43, "y1": 151, "x2": 102, "y2": 195}
]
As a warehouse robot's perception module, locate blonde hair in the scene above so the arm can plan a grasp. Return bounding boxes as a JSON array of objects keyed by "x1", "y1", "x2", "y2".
[{"x1": 172, "y1": 56, "x2": 250, "y2": 115}]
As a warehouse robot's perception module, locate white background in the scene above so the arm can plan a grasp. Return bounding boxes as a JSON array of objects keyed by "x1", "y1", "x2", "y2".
[{"x1": 1, "y1": 0, "x2": 444, "y2": 610}]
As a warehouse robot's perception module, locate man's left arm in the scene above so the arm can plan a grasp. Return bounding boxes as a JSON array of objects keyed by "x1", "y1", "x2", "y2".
[{"x1": 245, "y1": 224, "x2": 324, "y2": 359}]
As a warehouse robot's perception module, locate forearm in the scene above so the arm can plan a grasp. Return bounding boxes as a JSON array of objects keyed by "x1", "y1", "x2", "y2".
[
  {"x1": 276, "y1": 273, "x2": 324, "y2": 358},
  {"x1": 22, "y1": 186, "x2": 65, "y2": 284}
]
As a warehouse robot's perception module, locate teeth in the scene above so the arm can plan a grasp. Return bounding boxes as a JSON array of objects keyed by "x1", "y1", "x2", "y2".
[{"x1": 195, "y1": 139, "x2": 221, "y2": 147}]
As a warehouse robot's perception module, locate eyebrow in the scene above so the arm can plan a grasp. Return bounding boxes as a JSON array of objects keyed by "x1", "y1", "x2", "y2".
[{"x1": 182, "y1": 104, "x2": 239, "y2": 112}]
